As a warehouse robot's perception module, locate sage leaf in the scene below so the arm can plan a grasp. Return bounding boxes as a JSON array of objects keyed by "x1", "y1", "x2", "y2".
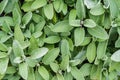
[
  {"x1": 108, "y1": 0, "x2": 119, "y2": 18},
  {"x1": 0, "y1": 58, "x2": 9, "y2": 74},
  {"x1": 19, "y1": 62, "x2": 28, "y2": 80},
  {"x1": 0, "y1": 0, "x2": 8, "y2": 14},
  {"x1": 22, "y1": 11, "x2": 32, "y2": 25},
  {"x1": 60, "y1": 54, "x2": 69, "y2": 70},
  {"x1": 83, "y1": 19, "x2": 96, "y2": 28},
  {"x1": 111, "y1": 50, "x2": 120, "y2": 62},
  {"x1": 84, "y1": 0, "x2": 96, "y2": 9},
  {"x1": 44, "y1": 4, "x2": 54, "y2": 19},
  {"x1": 74, "y1": 28, "x2": 85, "y2": 46},
  {"x1": 71, "y1": 67, "x2": 84, "y2": 80},
  {"x1": 31, "y1": 0, "x2": 47, "y2": 10},
  {"x1": 42, "y1": 48, "x2": 60, "y2": 65},
  {"x1": 90, "y1": 3, "x2": 105, "y2": 16},
  {"x1": 14, "y1": 25, "x2": 24, "y2": 43},
  {"x1": 50, "y1": 63, "x2": 59, "y2": 73},
  {"x1": 87, "y1": 26, "x2": 109, "y2": 40},
  {"x1": 97, "y1": 40, "x2": 107, "y2": 59},
  {"x1": 13, "y1": 40, "x2": 24, "y2": 57},
  {"x1": 0, "y1": 42, "x2": 8, "y2": 51},
  {"x1": 52, "y1": 20, "x2": 73, "y2": 32},
  {"x1": 30, "y1": 47, "x2": 48, "y2": 59},
  {"x1": 12, "y1": 6, "x2": 21, "y2": 25},
  {"x1": 86, "y1": 42, "x2": 96, "y2": 63},
  {"x1": 43, "y1": 36, "x2": 60, "y2": 44},
  {"x1": 57, "y1": 74, "x2": 64, "y2": 80},
  {"x1": 115, "y1": 36, "x2": 120, "y2": 48},
  {"x1": 38, "y1": 66, "x2": 49, "y2": 80},
  {"x1": 61, "y1": 39, "x2": 70, "y2": 57},
  {"x1": 76, "y1": 0, "x2": 86, "y2": 19}
]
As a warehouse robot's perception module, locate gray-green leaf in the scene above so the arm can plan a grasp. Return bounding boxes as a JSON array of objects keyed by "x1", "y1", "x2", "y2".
[
  {"x1": 42, "y1": 48, "x2": 60, "y2": 65},
  {"x1": 44, "y1": 4, "x2": 54, "y2": 19},
  {"x1": 74, "y1": 28, "x2": 85, "y2": 46},
  {"x1": 30, "y1": 47, "x2": 48, "y2": 59},
  {"x1": 19, "y1": 62, "x2": 28, "y2": 80},
  {"x1": 0, "y1": 57, "x2": 9, "y2": 74},
  {"x1": 87, "y1": 26, "x2": 109, "y2": 40},
  {"x1": 52, "y1": 20, "x2": 73, "y2": 32},
  {"x1": 111, "y1": 49, "x2": 120, "y2": 62},
  {"x1": 38, "y1": 66, "x2": 49, "y2": 80},
  {"x1": 83, "y1": 19, "x2": 96, "y2": 28}
]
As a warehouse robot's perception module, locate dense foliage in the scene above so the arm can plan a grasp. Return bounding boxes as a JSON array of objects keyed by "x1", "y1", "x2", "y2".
[{"x1": 0, "y1": 0, "x2": 120, "y2": 80}]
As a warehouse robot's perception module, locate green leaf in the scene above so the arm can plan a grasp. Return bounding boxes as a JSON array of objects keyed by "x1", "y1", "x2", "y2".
[
  {"x1": 97, "y1": 40, "x2": 107, "y2": 59},
  {"x1": 21, "y1": 2, "x2": 33, "y2": 12},
  {"x1": 0, "y1": 42, "x2": 8, "y2": 51},
  {"x1": 43, "y1": 36, "x2": 60, "y2": 44},
  {"x1": 28, "y1": 36, "x2": 38, "y2": 52},
  {"x1": 90, "y1": 3, "x2": 105, "y2": 16},
  {"x1": 44, "y1": 4, "x2": 54, "y2": 19},
  {"x1": 30, "y1": 47, "x2": 48, "y2": 59},
  {"x1": 74, "y1": 28, "x2": 85, "y2": 46},
  {"x1": 13, "y1": 57, "x2": 22, "y2": 64},
  {"x1": 87, "y1": 26, "x2": 109, "y2": 40},
  {"x1": 103, "y1": 13, "x2": 111, "y2": 29},
  {"x1": 80, "y1": 37, "x2": 91, "y2": 46},
  {"x1": 35, "y1": 70, "x2": 44, "y2": 80},
  {"x1": 0, "y1": 16, "x2": 14, "y2": 26},
  {"x1": 13, "y1": 40, "x2": 24, "y2": 57},
  {"x1": 67, "y1": 38, "x2": 74, "y2": 51},
  {"x1": 22, "y1": 11, "x2": 32, "y2": 25},
  {"x1": 69, "y1": 20, "x2": 81, "y2": 27},
  {"x1": 109, "y1": 61, "x2": 120, "y2": 72},
  {"x1": 71, "y1": 67, "x2": 84, "y2": 80},
  {"x1": 61, "y1": 39, "x2": 70, "y2": 57},
  {"x1": 0, "y1": 52, "x2": 8, "y2": 58},
  {"x1": 108, "y1": 0, "x2": 119, "y2": 19},
  {"x1": 32, "y1": 31, "x2": 42, "y2": 38},
  {"x1": 6, "y1": 66, "x2": 16, "y2": 74},
  {"x1": 60, "y1": 54, "x2": 69, "y2": 70},
  {"x1": 31, "y1": 0, "x2": 47, "y2": 10},
  {"x1": 84, "y1": 0, "x2": 97, "y2": 9},
  {"x1": 76, "y1": 0, "x2": 86, "y2": 19},
  {"x1": 2, "y1": 21, "x2": 12, "y2": 33},
  {"x1": 0, "y1": 58, "x2": 9, "y2": 74},
  {"x1": 4, "y1": 0, "x2": 18, "y2": 14},
  {"x1": 79, "y1": 63, "x2": 92, "y2": 77},
  {"x1": 69, "y1": 9, "x2": 76, "y2": 21},
  {"x1": 38, "y1": 66, "x2": 49, "y2": 80},
  {"x1": 27, "y1": 68, "x2": 35, "y2": 80},
  {"x1": 83, "y1": 19, "x2": 96, "y2": 28},
  {"x1": 64, "y1": 72, "x2": 73, "y2": 80},
  {"x1": 0, "y1": 0, "x2": 8, "y2": 14},
  {"x1": 32, "y1": 14, "x2": 45, "y2": 23},
  {"x1": 69, "y1": 9, "x2": 81, "y2": 26},
  {"x1": 86, "y1": 42, "x2": 96, "y2": 63},
  {"x1": 52, "y1": 20, "x2": 73, "y2": 32},
  {"x1": 53, "y1": 0, "x2": 64, "y2": 13},
  {"x1": 62, "y1": 3, "x2": 67, "y2": 15},
  {"x1": 115, "y1": 36, "x2": 120, "y2": 48},
  {"x1": 56, "y1": 74, "x2": 64, "y2": 80},
  {"x1": 90, "y1": 63, "x2": 102, "y2": 80},
  {"x1": 12, "y1": 6, "x2": 21, "y2": 25},
  {"x1": 42, "y1": 48, "x2": 60, "y2": 65},
  {"x1": 26, "y1": 57, "x2": 37, "y2": 67},
  {"x1": 50, "y1": 63, "x2": 59, "y2": 73},
  {"x1": 111, "y1": 49, "x2": 120, "y2": 62},
  {"x1": 19, "y1": 62, "x2": 28, "y2": 80},
  {"x1": 14, "y1": 25, "x2": 24, "y2": 43}
]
